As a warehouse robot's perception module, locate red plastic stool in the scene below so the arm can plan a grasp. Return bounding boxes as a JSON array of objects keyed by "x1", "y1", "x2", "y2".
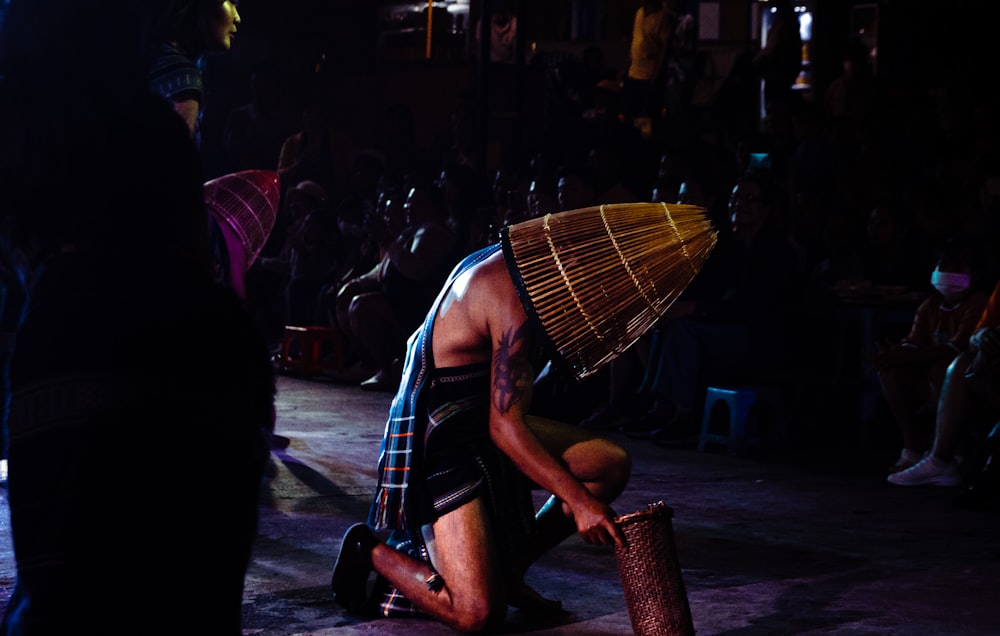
[{"x1": 276, "y1": 326, "x2": 345, "y2": 377}]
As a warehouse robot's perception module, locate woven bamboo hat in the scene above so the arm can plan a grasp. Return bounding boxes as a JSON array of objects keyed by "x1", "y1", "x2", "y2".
[
  {"x1": 500, "y1": 202, "x2": 717, "y2": 381},
  {"x1": 203, "y1": 169, "x2": 281, "y2": 267}
]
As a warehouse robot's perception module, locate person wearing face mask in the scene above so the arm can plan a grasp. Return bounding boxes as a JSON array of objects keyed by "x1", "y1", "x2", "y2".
[
  {"x1": 875, "y1": 238, "x2": 988, "y2": 475},
  {"x1": 887, "y1": 270, "x2": 1000, "y2": 491}
]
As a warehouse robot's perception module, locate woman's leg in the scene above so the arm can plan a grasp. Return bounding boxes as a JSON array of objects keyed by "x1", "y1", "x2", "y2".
[
  {"x1": 931, "y1": 351, "x2": 977, "y2": 461},
  {"x1": 878, "y1": 363, "x2": 931, "y2": 454}
]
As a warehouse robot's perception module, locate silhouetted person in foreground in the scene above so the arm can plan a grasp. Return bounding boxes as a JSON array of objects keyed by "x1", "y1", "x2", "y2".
[{"x1": 0, "y1": 2, "x2": 274, "y2": 633}]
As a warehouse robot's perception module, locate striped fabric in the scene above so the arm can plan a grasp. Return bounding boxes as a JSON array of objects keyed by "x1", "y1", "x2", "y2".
[
  {"x1": 364, "y1": 242, "x2": 542, "y2": 618},
  {"x1": 367, "y1": 243, "x2": 501, "y2": 531},
  {"x1": 147, "y1": 43, "x2": 204, "y2": 103}
]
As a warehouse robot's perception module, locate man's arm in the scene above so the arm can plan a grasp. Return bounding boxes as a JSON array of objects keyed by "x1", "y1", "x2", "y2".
[
  {"x1": 385, "y1": 222, "x2": 456, "y2": 281},
  {"x1": 485, "y1": 286, "x2": 623, "y2": 547},
  {"x1": 171, "y1": 97, "x2": 199, "y2": 139}
]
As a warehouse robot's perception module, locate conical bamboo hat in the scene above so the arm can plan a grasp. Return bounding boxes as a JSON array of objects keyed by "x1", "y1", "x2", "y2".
[
  {"x1": 501, "y1": 202, "x2": 717, "y2": 381},
  {"x1": 203, "y1": 169, "x2": 281, "y2": 266}
]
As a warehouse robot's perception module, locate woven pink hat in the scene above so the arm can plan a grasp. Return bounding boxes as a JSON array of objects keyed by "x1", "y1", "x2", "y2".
[{"x1": 203, "y1": 169, "x2": 281, "y2": 267}]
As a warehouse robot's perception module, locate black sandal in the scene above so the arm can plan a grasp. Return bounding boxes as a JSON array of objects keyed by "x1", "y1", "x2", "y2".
[{"x1": 331, "y1": 523, "x2": 377, "y2": 615}]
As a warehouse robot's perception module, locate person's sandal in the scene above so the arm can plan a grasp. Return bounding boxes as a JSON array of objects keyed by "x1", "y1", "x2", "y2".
[{"x1": 331, "y1": 523, "x2": 378, "y2": 615}]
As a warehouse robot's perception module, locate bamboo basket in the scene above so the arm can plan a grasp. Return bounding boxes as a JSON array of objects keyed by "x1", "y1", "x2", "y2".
[
  {"x1": 501, "y1": 202, "x2": 717, "y2": 381},
  {"x1": 614, "y1": 501, "x2": 695, "y2": 636},
  {"x1": 203, "y1": 169, "x2": 281, "y2": 266}
]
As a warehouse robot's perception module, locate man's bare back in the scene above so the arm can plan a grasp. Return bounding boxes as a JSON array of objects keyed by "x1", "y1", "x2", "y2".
[{"x1": 432, "y1": 249, "x2": 524, "y2": 370}]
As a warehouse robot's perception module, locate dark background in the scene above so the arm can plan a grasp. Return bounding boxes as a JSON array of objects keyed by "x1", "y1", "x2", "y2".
[{"x1": 196, "y1": 0, "x2": 997, "y2": 179}]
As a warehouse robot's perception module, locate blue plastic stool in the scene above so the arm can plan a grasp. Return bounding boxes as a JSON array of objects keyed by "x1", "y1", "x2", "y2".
[{"x1": 698, "y1": 386, "x2": 785, "y2": 456}]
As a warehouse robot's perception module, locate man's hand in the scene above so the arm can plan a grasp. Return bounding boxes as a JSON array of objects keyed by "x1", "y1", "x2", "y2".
[
  {"x1": 572, "y1": 498, "x2": 625, "y2": 549},
  {"x1": 978, "y1": 326, "x2": 1000, "y2": 359},
  {"x1": 968, "y1": 326, "x2": 1000, "y2": 378}
]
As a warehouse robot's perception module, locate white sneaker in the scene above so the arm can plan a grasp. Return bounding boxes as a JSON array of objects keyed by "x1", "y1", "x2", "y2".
[
  {"x1": 888, "y1": 448, "x2": 924, "y2": 474},
  {"x1": 887, "y1": 454, "x2": 962, "y2": 487}
]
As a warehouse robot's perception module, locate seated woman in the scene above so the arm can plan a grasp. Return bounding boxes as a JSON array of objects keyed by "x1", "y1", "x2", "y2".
[
  {"x1": 889, "y1": 277, "x2": 1000, "y2": 491},
  {"x1": 874, "y1": 238, "x2": 989, "y2": 473}
]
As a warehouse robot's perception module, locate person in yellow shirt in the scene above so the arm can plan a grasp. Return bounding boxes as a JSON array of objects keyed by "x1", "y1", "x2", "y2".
[{"x1": 621, "y1": 0, "x2": 676, "y2": 127}]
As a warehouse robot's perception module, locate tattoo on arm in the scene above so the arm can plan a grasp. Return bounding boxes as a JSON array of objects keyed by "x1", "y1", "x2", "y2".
[{"x1": 493, "y1": 321, "x2": 534, "y2": 414}]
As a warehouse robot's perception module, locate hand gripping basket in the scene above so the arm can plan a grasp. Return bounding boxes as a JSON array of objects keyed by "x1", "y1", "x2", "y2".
[{"x1": 614, "y1": 501, "x2": 695, "y2": 636}]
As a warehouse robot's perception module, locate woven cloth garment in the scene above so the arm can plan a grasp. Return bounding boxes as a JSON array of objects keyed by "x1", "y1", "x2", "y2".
[
  {"x1": 614, "y1": 501, "x2": 695, "y2": 636},
  {"x1": 368, "y1": 244, "x2": 502, "y2": 532}
]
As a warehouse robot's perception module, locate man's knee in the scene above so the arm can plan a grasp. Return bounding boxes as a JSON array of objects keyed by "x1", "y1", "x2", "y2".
[
  {"x1": 607, "y1": 442, "x2": 632, "y2": 490},
  {"x1": 349, "y1": 293, "x2": 390, "y2": 329},
  {"x1": 451, "y1": 598, "x2": 506, "y2": 633},
  {"x1": 592, "y1": 438, "x2": 632, "y2": 494}
]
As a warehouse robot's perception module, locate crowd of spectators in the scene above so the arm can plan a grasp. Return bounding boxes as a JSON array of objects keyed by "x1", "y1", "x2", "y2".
[{"x1": 221, "y1": 34, "x2": 1000, "y2": 500}]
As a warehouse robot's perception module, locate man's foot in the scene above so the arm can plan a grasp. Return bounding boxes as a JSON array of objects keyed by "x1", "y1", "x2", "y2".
[
  {"x1": 623, "y1": 399, "x2": 678, "y2": 439},
  {"x1": 331, "y1": 523, "x2": 378, "y2": 615},
  {"x1": 579, "y1": 404, "x2": 630, "y2": 431},
  {"x1": 649, "y1": 405, "x2": 698, "y2": 447},
  {"x1": 887, "y1": 454, "x2": 962, "y2": 487},
  {"x1": 359, "y1": 369, "x2": 397, "y2": 392},
  {"x1": 507, "y1": 580, "x2": 563, "y2": 613},
  {"x1": 578, "y1": 404, "x2": 619, "y2": 430},
  {"x1": 325, "y1": 360, "x2": 374, "y2": 384}
]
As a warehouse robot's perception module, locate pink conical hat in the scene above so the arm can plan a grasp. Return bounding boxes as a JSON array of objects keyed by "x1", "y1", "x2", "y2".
[{"x1": 203, "y1": 169, "x2": 280, "y2": 266}]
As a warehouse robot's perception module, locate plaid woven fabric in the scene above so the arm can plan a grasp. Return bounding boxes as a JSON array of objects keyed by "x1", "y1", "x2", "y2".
[{"x1": 367, "y1": 243, "x2": 502, "y2": 532}]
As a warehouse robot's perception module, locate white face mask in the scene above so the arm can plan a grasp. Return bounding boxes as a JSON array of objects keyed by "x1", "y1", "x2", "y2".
[{"x1": 930, "y1": 269, "x2": 971, "y2": 297}]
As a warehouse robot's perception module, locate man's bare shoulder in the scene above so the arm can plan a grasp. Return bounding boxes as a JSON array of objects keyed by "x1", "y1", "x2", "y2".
[
  {"x1": 433, "y1": 249, "x2": 523, "y2": 365},
  {"x1": 471, "y1": 247, "x2": 514, "y2": 281},
  {"x1": 446, "y1": 249, "x2": 519, "y2": 315}
]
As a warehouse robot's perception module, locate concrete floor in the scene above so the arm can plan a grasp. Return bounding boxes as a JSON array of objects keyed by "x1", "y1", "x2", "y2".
[{"x1": 1, "y1": 374, "x2": 998, "y2": 634}]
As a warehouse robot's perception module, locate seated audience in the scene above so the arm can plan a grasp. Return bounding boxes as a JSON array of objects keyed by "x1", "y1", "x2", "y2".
[
  {"x1": 222, "y1": 60, "x2": 298, "y2": 174},
  {"x1": 889, "y1": 277, "x2": 1000, "y2": 488},
  {"x1": 874, "y1": 239, "x2": 989, "y2": 473},
  {"x1": 258, "y1": 180, "x2": 342, "y2": 326},
  {"x1": 632, "y1": 168, "x2": 803, "y2": 443},
  {"x1": 336, "y1": 184, "x2": 461, "y2": 390},
  {"x1": 580, "y1": 154, "x2": 731, "y2": 432},
  {"x1": 277, "y1": 95, "x2": 355, "y2": 203}
]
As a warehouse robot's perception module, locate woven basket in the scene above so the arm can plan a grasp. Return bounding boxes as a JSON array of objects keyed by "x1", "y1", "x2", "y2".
[
  {"x1": 614, "y1": 501, "x2": 695, "y2": 636},
  {"x1": 203, "y1": 169, "x2": 281, "y2": 266},
  {"x1": 501, "y1": 202, "x2": 716, "y2": 381}
]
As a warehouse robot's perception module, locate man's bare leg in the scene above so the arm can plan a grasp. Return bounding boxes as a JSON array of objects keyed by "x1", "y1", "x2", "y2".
[
  {"x1": 369, "y1": 498, "x2": 507, "y2": 633},
  {"x1": 505, "y1": 417, "x2": 632, "y2": 610}
]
